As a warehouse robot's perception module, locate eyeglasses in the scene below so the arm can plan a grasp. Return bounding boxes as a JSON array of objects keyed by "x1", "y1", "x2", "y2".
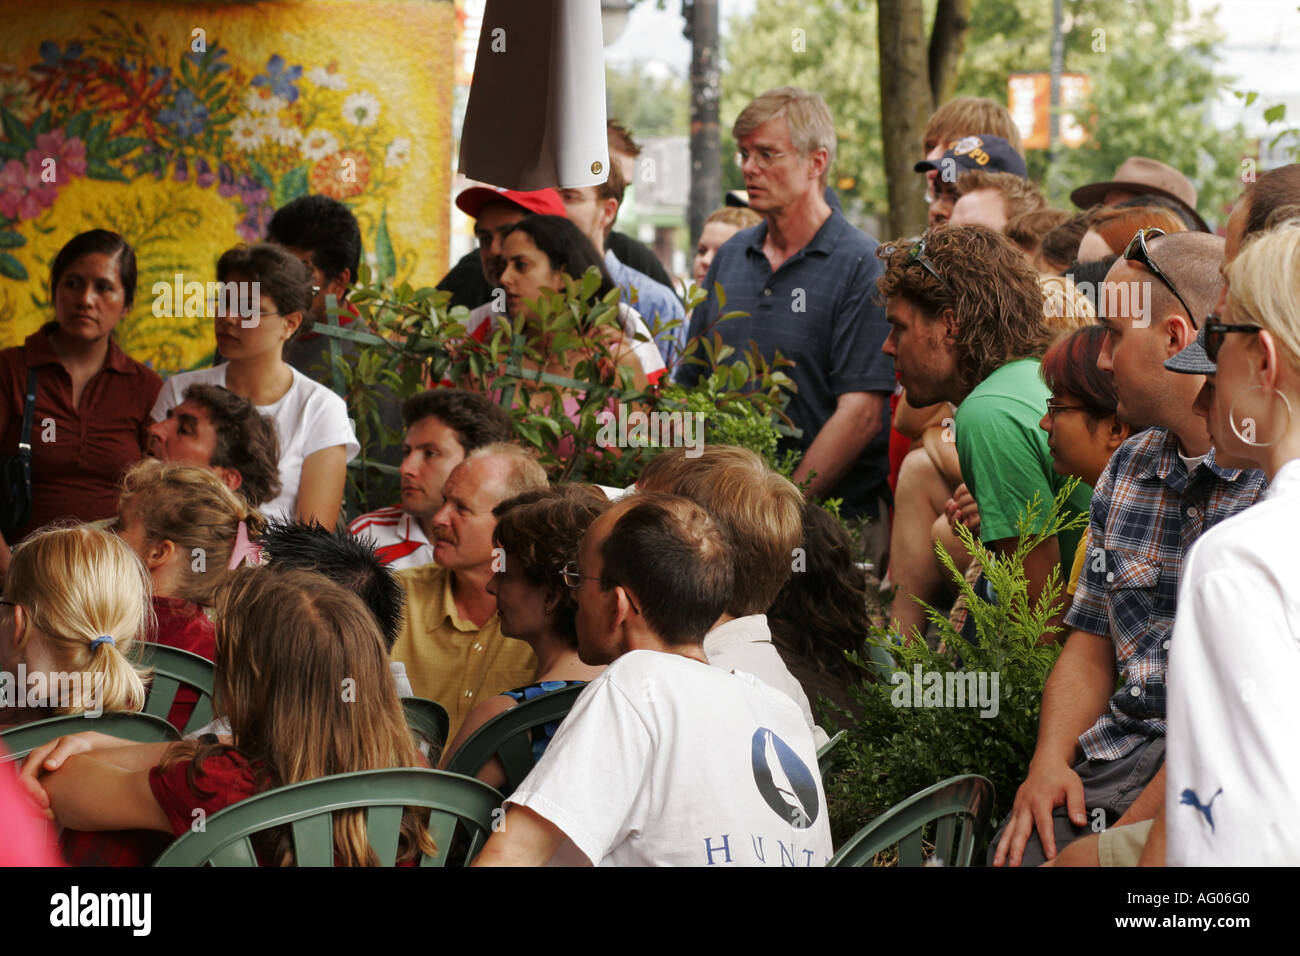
[
  {"x1": 559, "y1": 561, "x2": 640, "y2": 615},
  {"x1": 877, "y1": 235, "x2": 952, "y2": 293},
  {"x1": 1044, "y1": 400, "x2": 1092, "y2": 418},
  {"x1": 1203, "y1": 313, "x2": 1262, "y2": 362},
  {"x1": 1123, "y1": 228, "x2": 1199, "y2": 330},
  {"x1": 734, "y1": 147, "x2": 789, "y2": 170}
]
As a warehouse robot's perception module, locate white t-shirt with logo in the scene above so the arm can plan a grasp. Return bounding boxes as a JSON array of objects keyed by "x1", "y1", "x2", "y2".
[
  {"x1": 1166, "y1": 458, "x2": 1300, "y2": 865},
  {"x1": 508, "y1": 649, "x2": 834, "y2": 867},
  {"x1": 151, "y1": 364, "x2": 359, "y2": 523}
]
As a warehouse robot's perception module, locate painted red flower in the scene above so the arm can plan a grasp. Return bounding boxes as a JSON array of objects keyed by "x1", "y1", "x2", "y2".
[
  {"x1": 0, "y1": 158, "x2": 58, "y2": 221},
  {"x1": 309, "y1": 149, "x2": 369, "y2": 199},
  {"x1": 28, "y1": 129, "x2": 88, "y2": 180}
]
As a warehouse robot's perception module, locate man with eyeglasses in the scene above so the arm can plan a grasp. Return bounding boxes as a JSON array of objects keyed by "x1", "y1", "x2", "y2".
[
  {"x1": 992, "y1": 229, "x2": 1268, "y2": 867},
  {"x1": 677, "y1": 87, "x2": 896, "y2": 572}
]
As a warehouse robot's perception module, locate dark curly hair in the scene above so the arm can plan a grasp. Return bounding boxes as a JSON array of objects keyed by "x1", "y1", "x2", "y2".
[
  {"x1": 182, "y1": 383, "x2": 282, "y2": 508},
  {"x1": 767, "y1": 502, "x2": 869, "y2": 686},
  {"x1": 491, "y1": 484, "x2": 610, "y2": 648},
  {"x1": 876, "y1": 224, "x2": 1054, "y2": 393}
]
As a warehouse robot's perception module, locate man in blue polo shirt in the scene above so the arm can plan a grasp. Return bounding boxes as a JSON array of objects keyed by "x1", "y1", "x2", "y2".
[{"x1": 676, "y1": 87, "x2": 895, "y2": 567}]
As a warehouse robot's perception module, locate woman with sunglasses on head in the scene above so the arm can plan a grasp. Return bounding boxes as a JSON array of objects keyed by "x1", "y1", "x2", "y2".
[
  {"x1": 150, "y1": 243, "x2": 358, "y2": 526},
  {"x1": 1159, "y1": 221, "x2": 1300, "y2": 865}
]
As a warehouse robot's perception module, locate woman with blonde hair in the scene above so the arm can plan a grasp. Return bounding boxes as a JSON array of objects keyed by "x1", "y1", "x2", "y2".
[
  {"x1": 28, "y1": 567, "x2": 439, "y2": 866},
  {"x1": 114, "y1": 459, "x2": 267, "y2": 729},
  {"x1": 0, "y1": 525, "x2": 149, "y2": 725},
  {"x1": 1158, "y1": 220, "x2": 1300, "y2": 865}
]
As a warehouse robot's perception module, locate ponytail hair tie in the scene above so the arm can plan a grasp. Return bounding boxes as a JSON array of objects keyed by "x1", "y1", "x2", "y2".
[
  {"x1": 227, "y1": 518, "x2": 264, "y2": 570},
  {"x1": 90, "y1": 635, "x2": 114, "y2": 650}
]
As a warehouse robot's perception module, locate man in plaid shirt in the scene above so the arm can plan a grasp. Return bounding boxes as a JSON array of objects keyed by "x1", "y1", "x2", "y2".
[{"x1": 993, "y1": 231, "x2": 1268, "y2": 867}]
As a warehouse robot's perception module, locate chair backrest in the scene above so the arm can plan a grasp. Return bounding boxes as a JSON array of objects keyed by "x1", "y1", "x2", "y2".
[
  {"x1": 442, "y1": 683, "x2": 585, "y2": 796},
  {"x1": 816, "y1": 729, "x2": 846, "y2": 784},
  {"x1": 401, "y1": 697, "x2": 450, "y2": 754},
  {"x1": 153, "y1": 768, "x2": 503, "y2": 867},
  {"x1": 830, "y1": 774, "x2": 995, "y2": 867},
  {"x1": 0, "y1": 712, "x2": 180, "y2": 762},
  {"x1": 136, "y1": 643, "x2": 216, "y2": 736}
]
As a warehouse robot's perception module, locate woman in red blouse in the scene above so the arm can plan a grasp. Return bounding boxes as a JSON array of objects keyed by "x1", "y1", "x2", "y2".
[{"x1": 0, "y1": 230, "x2": 162, "y2": 582}]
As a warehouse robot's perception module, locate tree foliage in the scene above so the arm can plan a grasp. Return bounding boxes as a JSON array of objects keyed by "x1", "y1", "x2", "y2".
[{"x1": 605, "y1": 61, "x2": 689, "y2": 138}]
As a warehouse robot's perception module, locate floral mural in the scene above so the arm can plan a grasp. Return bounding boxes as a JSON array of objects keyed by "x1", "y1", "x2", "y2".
[{"x1": 0, "y1": 2, "x2": 453, "y2": 373}]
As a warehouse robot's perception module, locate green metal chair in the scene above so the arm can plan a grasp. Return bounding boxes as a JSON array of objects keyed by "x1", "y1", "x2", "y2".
[
  {"x1": 443, "y1": 683, "x2": 585, "y2": 797},
  {"x1": 401, "y1": 696, "x2": 450, "y2": 753},
  {"x1": 153, "y1": 768, "x2": 503, "y2": 867},
  {"x1": 135, "y1": 643, "x2": 216, "y2": 737},
  {"x1": 816, "y1": 729, "x2": 846, "y2": 784},
  {"x1": 830, "y1": 774, "x2": 995, "y2": 867},
  {"x1": 0, "y1": 712, "x2": 180, "y2": 762}
]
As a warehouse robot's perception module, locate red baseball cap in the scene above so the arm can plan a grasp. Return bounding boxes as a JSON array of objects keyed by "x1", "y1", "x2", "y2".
[{"x1": 454, "y1": 185, "x2": 566, "y2": 219}]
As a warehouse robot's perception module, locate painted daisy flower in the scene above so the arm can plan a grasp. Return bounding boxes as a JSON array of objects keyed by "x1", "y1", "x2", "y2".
[
  {"x1": 229, "y1": 116, "x2": 264, "y2": 152},
  {"x1": 259, "y1": 115, "x2": 302, "y2": 149},
  {"x1": 341, "y1": 91, "x2": 380, "y2": 127},
  {"x1": 299, "y1": 128, "x2": 339, "y2": 162},
  {"x1": 308, "y1": 63, "x2": 348, "y2": 91},
  {"x1": 385, "y1": 137, "x2": 411, "y2": 168},
  {"x1": 245, "y1": 87, "x2": 287, "y2": 115}
]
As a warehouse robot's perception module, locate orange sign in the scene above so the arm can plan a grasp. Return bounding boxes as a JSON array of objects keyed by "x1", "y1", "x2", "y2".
[{"x1": 1008, "y1": 72, "x2": 1092, "y2": 150}]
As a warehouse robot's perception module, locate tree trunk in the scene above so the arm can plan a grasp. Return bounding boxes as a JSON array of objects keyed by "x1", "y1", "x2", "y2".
[
  {"x1": 686, "y1": 0, "x2": 721, "y2": 249},
  {"x1": 878, "y1": 0, "x2": 931, "y2": 238},
  {"x1": 927, "y1": 0, "x2": 972, "y2": 108}
]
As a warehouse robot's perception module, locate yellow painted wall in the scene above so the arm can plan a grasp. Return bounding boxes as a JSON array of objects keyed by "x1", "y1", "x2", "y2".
[{"x1": 0, "y1": 0, "x2": 453, "y2": 373}]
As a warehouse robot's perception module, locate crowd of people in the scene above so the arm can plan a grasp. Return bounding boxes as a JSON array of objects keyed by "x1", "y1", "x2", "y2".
[{"x1": 1, "y1": 83, "x2": 1298, "y2": 867}]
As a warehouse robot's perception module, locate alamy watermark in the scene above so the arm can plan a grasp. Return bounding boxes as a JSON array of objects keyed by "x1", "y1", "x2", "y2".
[
  {"x1": 151, "y1": 275, "x2": 262, "y2": 327},
  {"x1": 595, "y1": 403, "x2": 707, "y2": 458},
  {"x1": 890, "y1": 664, "x2": 1000, "y2": 718},
  {"x1": 0, "y1": 667, "x2": 104, "y2": 716}
]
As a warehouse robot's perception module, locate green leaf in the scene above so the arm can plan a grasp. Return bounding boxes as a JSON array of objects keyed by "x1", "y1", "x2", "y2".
[
  {"x1": 0, "y1": 251, "x2": 28, "y2": 280},
  {"x1": 1245, "y1": 91, "x2": 1259, "y2": 107},
  {"x1": 31, "y1": 111, "x2": 51, "y2": 135},
  {"x1": 65, "y1": 110, "x2": 93, "y2": 140},
  {"x1": 0, "y1": 232, "x2": 27, "y2": 248},
  {"x1": 374, "y1": 206, "x2": 396, "y2": 283},
  {"x1": 85, "y1": 159, "x2": 129, "y2": 182},
  {"x1": 0, "y1": 108, "x2": 33, "y2": 151},
  {"x1": 248, "y1": 159, "x2": 274, "y2": 190},
  {"x1": 274, "y1": 165, "x2": 310, "y2": 206},
  {"x1": 1264, "y1": 103, "x2": 1287, "y2": 124},
  {"x1": 98, "y1": 137, "x2": 150, "y2": 159},
  {"x1": 0, "y1": 141, "x2": 22, "y2": 161},
  {"x1": 85, "y1": 121, "x2": 110, "y2": 153}
]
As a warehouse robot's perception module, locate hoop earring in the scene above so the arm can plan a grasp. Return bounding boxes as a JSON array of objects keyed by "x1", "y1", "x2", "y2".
[{"x1": 1229, "y1": 385, "x2": 1294, "y2": 448}]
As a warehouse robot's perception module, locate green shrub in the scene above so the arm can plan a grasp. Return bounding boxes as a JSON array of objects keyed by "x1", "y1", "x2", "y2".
[{"x1": 825, "y1": 480, "x2": 1088, "y2": 861}]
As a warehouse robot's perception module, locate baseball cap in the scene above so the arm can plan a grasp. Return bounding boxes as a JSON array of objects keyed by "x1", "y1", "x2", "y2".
[
  {"x1": 1165, "y1": 326, "x2": 1216, "y2": 375},
  {"x1": 913, "y1": 134, "x2": 1028, "y2": 180},
  {"x1": 454, "y1": 185, "x2": 566, "y2": 219}
]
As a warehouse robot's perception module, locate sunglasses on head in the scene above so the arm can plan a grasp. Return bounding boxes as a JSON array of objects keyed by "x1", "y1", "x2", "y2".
[
  {"x1": 877, "y1": 234, "x2": 952, "y2": 293},
  {"x1": 1123, "y1": 227, "x2": 1199, "y2": 330},
  {"x1": 1203, "y1": 313, "x2": 1262, "y2": 362}
]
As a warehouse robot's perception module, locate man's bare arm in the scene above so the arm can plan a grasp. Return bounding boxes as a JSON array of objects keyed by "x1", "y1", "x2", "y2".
[
  {"x1": 993, "y1": 628, "x2": 1116, "y2": 866},
  {"x1": 792, "y1": 391, "x2": 888, "y2": 498},
  {"x1": 472, "y1": 805, "x2": 568, "y2": 867},
  {"x1": 1114, "y1": 765, "x2": 1165, "y2": 827}
]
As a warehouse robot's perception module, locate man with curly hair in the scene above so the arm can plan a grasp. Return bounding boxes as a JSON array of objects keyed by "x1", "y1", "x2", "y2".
[{"x1": 878, "y1": 225, "x2": 1093, "y2": 639}]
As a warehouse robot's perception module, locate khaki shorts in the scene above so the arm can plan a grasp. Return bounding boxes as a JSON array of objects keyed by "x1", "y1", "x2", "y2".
[{"x1": 1099, "y1": 819, "x2": 1155, "y2": 867}]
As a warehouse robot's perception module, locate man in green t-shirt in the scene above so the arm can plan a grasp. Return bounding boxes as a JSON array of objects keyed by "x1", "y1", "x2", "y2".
[{"x1": 878, "y1": 225, "x2": 1092, "y2": 638}]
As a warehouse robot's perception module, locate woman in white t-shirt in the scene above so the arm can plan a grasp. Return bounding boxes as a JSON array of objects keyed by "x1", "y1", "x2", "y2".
[{"x1": 152, "y1": 243, "x2": 358, "y2": 525}]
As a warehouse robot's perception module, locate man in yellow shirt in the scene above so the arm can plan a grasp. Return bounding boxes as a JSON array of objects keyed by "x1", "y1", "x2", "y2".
[{"x1": 391, "y1": 443, "x2": 549, "y2": 739}]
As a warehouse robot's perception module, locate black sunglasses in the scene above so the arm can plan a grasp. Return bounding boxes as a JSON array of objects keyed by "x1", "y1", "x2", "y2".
[
  {"x1": 1123, "y1": 228, "x2": 1199, "y2": 330},
  {"x1": 1203, "y1": 313, "x2": 1262, "y2": 362},
  {"x1": 877, "y1": 234, "x2": 952, "y2": 293}
]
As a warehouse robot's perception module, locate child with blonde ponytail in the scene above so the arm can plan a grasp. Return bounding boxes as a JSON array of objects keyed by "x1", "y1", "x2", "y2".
[
  {"x1": 0, "y1": 525, "x2": 150, "y2": 725},
  {"x1": 114, "y1": 459, "x2": 266, "y2": 730}
]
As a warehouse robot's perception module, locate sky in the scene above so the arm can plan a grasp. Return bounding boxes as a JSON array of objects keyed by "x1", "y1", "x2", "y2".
[{"x1": 605, "y1": 0, "x2": 1300, "y2": 136}]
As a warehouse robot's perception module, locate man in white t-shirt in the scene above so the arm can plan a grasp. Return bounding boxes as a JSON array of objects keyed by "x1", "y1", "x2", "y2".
[
  {"x1": 474, "y1": 493, "x2": 833, "y2": 867},
  {"x1": 638, "y1": 445, "x2": 829, "y2": 747},
  {"x1": 347, "y1": 389, "x2": 513, "y2": 571}
]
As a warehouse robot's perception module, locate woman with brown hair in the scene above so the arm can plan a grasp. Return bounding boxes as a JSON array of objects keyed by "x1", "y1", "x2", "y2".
[
  {"x1": 150, "y1": 243, "x2": 358, "y2": 526},
  {"x1": 27, "y1": 567, "x2": 438, "y2": 866}
]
